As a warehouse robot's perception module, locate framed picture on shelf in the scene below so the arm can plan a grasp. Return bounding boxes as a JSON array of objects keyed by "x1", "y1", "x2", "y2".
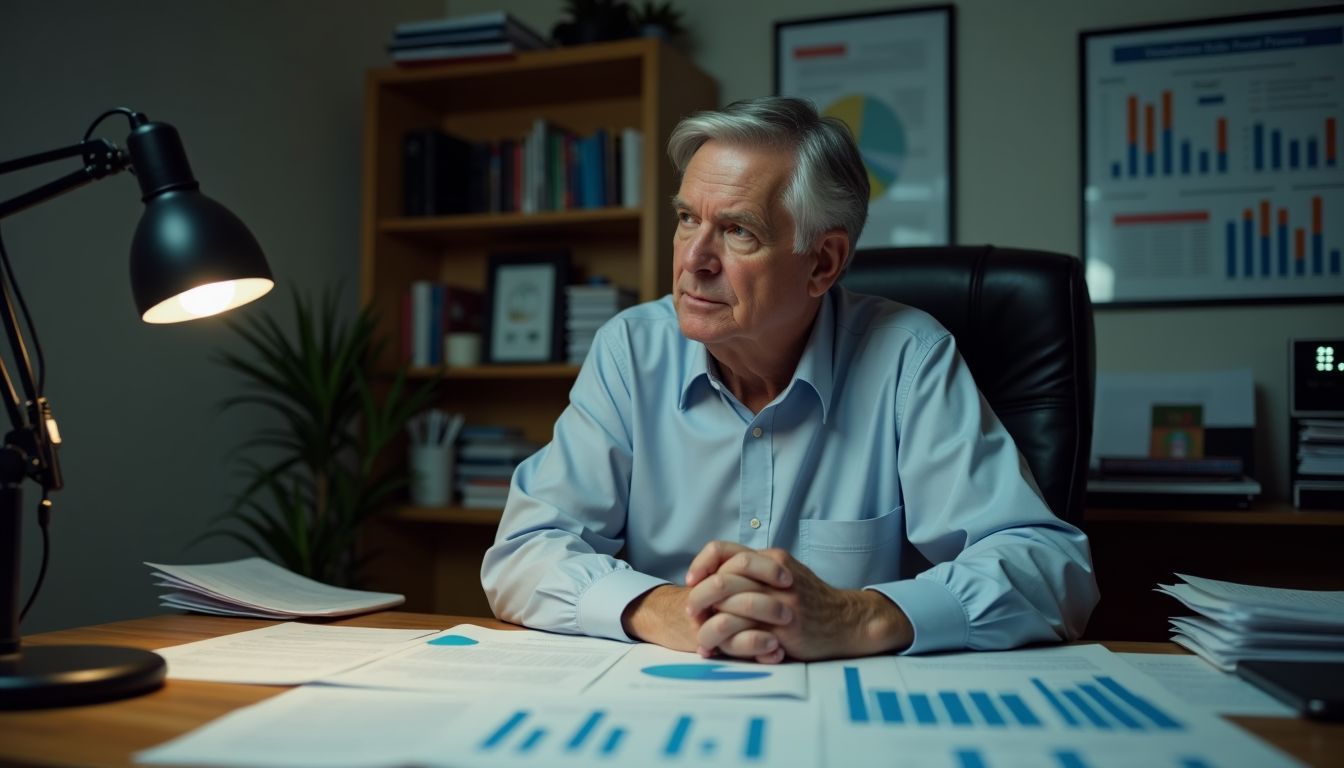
[
  {"x1": 483, "y1": 251, "x2": 569, "y2": 364},
  {"x1": 774, "y1": 5, "x2": 955, "y2": 249},
  {"x1": 1080, "y1": 6, "x2": 1344, "y2": 307}
]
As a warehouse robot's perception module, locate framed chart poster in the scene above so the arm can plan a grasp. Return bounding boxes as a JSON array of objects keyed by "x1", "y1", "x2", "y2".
[
  {"x1": 775, "y1": 6, "x2": 955, "y2": 249},
  {"x1": 1081, "y1": 6, "x2": 1344, "y2": 306}
]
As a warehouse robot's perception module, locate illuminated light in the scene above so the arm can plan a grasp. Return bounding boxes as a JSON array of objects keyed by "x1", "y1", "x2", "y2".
[{"x1": 142, "y1": 278, "x2": 274, "y2": 324}]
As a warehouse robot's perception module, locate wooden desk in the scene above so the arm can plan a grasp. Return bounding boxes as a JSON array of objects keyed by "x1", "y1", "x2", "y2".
[{"x1": 1, "y1": 614, "x2": 1340, "y2": 767}]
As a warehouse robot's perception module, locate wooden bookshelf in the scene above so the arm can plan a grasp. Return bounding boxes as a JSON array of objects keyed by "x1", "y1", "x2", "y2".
[{"x1": 358, "y1": 39, "x2": 718, "y2": 616}]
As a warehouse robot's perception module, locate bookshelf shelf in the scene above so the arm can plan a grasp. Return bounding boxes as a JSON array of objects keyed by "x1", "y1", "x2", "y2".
[
  {"x1": 359, "y1": 38, "x2": 717, "y2": 617},
  {"x1": 406, "y1": 364, "x2": 582, "y2": 380}
]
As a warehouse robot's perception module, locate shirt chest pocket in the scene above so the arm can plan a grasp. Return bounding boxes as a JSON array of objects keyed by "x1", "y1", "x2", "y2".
[{"x1": 798, "y1": 506, "x2": 903, "y2": 589}]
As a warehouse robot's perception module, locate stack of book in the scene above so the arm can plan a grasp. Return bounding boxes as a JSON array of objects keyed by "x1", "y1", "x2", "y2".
[
  {"x1": 455, "y1": 426, "x2": 541, "y2": 509},
  {"x1": 387, "y1": 11, "x2": 548, "y2": 66},
  {"x1": 565, "y1": 283, "x2": 638, "y2": 364},
  {"x1": 402, "y1": 282, "x2": 483, "y2": 367},
  {"x1": 1157, "y1": 573, "x2": 1344, "y2": 671}
]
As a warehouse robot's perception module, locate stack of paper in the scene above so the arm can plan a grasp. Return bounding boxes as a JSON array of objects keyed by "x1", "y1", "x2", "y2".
[
  {"x1": 1158, "y1": 573, "x2": 1344, "y2": 671},
  {"x1": 148, "y1": 557, "x2": 405, "y2": 619}
]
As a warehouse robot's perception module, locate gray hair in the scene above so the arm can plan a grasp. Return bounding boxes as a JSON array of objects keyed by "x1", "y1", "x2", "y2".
[{"x1": 667, "y1": 96, "x2": 869, "y2": 257}]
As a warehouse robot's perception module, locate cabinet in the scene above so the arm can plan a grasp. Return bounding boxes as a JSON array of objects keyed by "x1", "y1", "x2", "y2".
[{"x1": 357, "y1": 40, "x2": 717, "y2": 615}]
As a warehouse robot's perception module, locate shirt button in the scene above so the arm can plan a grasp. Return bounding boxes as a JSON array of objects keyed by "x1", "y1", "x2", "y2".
[
  {"x1": 750, "y1": 518, "x2": 761, "y2": 529},
  {"x1": 752, "y1": 427, "x2": 763, "y2": 438}
]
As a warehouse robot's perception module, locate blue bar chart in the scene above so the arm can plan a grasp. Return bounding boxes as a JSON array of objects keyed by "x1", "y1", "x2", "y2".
[
  {"x1": 841, "y1": 666, "x2": 1183, "y2": 731},
  {"x1": 476, "y1": 706, "x2": 775, "y2": 763}
]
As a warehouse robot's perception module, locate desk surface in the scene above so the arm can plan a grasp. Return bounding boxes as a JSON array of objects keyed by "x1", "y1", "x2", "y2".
[{"x1": 2, "y1": 613, "x2": 1341, "y2": 768}]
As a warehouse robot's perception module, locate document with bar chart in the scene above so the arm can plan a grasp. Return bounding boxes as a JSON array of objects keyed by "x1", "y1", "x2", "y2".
[
  {"x1": 1081, "y1": 8, "x2": 1344, "y2": 304},
  {"x1": 137, "y1": 686, "x2": 819, "y2": 768},
  {"x1": 810, "y1": 644, "x2": 1298, "y2": 768}
]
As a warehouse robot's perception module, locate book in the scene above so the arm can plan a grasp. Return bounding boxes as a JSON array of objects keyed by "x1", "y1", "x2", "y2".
[
  {"x1": 620, "y1": 127, "x2": 642, "y2": 208},
  {"x1": 389, "y1": 41, "x2": 519, "y2": 64},
  {"x1": 147, "y1": 557, "x2": 404, "y2": 619},
  {"x1": 408, "y1": 282, "x2": 484, "y2": 366},
  {"x1": 403, "y1": 128, "x2": 471, "y2": 216},
  {"x1": 393, "y1": 11, "x2": 548, "y2": 50}
]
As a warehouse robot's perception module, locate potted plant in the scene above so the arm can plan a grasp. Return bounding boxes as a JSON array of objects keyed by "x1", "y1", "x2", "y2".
[
  {"x1": 202, "y1": 285, "x2": 435, "y2": 587},
  {"x1": 632, "y1": 1, "x2": 685, "y2": 42}
]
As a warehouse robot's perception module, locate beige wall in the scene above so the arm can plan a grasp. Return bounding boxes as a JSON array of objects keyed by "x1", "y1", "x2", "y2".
[
  {"x1": 453, "y1": 0, "x2": 1341, "y2": 498},
  {"x1": 0, "y1": 0, "x2": 437, "y2": 632}
]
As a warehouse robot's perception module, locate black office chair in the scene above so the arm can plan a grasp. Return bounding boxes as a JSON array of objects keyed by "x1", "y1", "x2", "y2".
[{"x1": 840, "y1": 245, "x2": 1095, "y2": 526}]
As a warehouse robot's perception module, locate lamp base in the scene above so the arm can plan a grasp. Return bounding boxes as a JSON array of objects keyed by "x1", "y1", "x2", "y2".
[{"x1": 0, "y1": 644, "x2": 165, "y2": 709}]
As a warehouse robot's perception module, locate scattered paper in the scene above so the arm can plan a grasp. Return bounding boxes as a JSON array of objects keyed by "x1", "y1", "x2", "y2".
[
  {"x1": 320, "y1": 624, "x2": 632, "y2": 694},
  {"x1": 156, "y1": 622, "x2": 438, "y2": 685},
  {"x1": 148, "y1": 558, "x2": 405, "y2": 619},
  {"x1": 1116, "y1": 652, "x2": 1296, "y2": 717},
  {"x1": 136, "y1": 685, "x2": 818, "y2": 768},
  {"x1": 587, "y1": 642, "x2": 808, "y2": 699}
]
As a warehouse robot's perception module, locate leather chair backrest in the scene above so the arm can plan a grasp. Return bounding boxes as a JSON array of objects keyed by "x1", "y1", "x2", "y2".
[{"x1": 841, "y1": 245, "x2": 1095, "y2": 526}]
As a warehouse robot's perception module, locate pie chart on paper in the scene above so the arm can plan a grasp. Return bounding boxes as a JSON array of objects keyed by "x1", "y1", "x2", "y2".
[
  {"x1": 824, "y1": 94, "x2": 906, "y2": 199},
  {"x1": 641, "y1": 663, "x2": 773, "y2": 681}
]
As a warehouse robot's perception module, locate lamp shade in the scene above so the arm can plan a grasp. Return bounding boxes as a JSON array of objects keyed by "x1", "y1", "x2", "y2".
[{"x1": 125, "y1": 120, "x2": 272, "y2": 323}]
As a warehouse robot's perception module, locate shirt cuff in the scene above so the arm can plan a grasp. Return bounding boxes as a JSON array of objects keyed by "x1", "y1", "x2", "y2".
[
  {"x1": 867, "y1": 578, "x2": 968, "y2": 655},
  {"x1": 577, "y1": 569, "x2": 670, "y2": 643}
]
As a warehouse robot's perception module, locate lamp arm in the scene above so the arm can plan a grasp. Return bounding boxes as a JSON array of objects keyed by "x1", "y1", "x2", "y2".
[{"x1": 0, "y1": 138, "x2": 128, "y2": 221}]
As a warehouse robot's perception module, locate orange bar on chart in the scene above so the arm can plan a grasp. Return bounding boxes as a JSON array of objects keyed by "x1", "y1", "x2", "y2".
[
  {"x1": 1162, "y1": 91, "x2": 1172, "y2": 131},
  {"x1": 1313, "y1": 196, "x2": 1323, "y2": 234},
  {"x1": 1260, "y1": 201, "x2": 1270, "y2": 237},
  {"x1": 1278, "y1": 208, "x2": 1289, "y2": 227},
  {"x1": 1296, "y1": 228, "x2": 1306, "y2": 261}
]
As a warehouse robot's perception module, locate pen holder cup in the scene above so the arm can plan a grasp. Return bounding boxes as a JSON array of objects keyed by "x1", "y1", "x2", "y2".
[{"x1": 409, "y1": 443, "x2": 455, "y2": 507}]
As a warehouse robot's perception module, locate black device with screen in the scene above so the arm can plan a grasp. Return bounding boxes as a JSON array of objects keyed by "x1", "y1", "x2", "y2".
[{"x1": 1236, "y1": 660, "x2": 1344, "y2": 721}]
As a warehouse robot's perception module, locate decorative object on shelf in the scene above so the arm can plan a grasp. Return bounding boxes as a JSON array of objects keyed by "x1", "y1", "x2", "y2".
[
  {"x1": 204, "y1": 285, "x2": 434, "y2": 587},
  {"x1": 632, "y1": 1, "x2": 685, "y2": 43},
  {"x1": 484, "y1": 251, "x2": 570, "y2": 364},
  {"x1": 551, "y1": 0, "x2": 637, "y2": 46},
  {"x1": 0, "y1": 106, "x2": 273, "y2": 708},
  {"x1": 775, "y1": 6, "x2": 955, "y2": 248},
  {"x1": 1080, "y1": 6, "x2": 1344, "y2": 306}
]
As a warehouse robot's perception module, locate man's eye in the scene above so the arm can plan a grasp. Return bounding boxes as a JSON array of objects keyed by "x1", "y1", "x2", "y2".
[
  {"x1": 728, "y1": 225, "x2": 754, "y2": 240},
  {"x1": 678, "y1": 212, "x2": 697, "y2": 225}
]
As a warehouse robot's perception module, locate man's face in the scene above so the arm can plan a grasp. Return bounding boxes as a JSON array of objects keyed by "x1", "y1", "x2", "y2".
[{"x1": 671, "y1": 141, "x2": 817, "y2": 353}]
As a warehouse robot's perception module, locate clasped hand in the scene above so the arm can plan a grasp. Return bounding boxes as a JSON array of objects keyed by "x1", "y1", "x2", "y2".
[{"x1": 682, "y1": 541, "x2": 911, "y2": 664}]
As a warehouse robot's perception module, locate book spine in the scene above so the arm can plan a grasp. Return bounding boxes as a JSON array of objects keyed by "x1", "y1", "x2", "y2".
[
  {"x1": 403, "y1": 130, "x2": 429, "y2": 216},
  {"x1": 621, "y1": 127, "x2": 642, "y2": 208}
]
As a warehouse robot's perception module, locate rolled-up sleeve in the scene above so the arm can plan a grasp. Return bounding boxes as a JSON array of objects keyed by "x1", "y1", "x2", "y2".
[
  {"x1": 866, "y1": 333, "x2": 1099, "y2": 654},
  {"x1": 481, "y1": 326, "x2": 668, "y2": 641}
]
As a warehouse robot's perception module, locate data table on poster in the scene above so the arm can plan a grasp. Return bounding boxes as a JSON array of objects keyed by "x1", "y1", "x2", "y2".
[{"x1": 1082, "y1": 8, "x2": 1344, "y2": 304}]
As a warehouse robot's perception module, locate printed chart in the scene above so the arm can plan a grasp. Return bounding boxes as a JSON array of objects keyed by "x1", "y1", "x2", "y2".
[
  {"x1": 810, "y1": 645, "x2": 1296, "y2": 768},
  {"x1": 1082, "y1": 9, "x2": 1344, "y2": 303}
]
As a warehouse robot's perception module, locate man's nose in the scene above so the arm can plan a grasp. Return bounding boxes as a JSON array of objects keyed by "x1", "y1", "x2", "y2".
[{"x1": 681, "y1": 226, "x2": 720, "y2": 273}]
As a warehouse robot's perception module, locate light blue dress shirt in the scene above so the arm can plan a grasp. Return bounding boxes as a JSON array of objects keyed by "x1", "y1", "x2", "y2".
[{"x1": 481, "y1": 287, "x2": 1098, "y2": 654}]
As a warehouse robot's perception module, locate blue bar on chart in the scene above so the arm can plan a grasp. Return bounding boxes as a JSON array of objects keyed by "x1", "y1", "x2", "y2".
[
  {"x1": 1278, "y1": 209, "x2": 1290, "y2": 277},
  {"x1": 940, "y1": 692, "x2": 973, "y2": 726},
  {"x1": 1111, "y1": 161, "x2": 1120, "y2": 179},
  {"x1": 481, "y1": 710, "x2": 528, "y2": 750},
  {"x1": 1000, "y1": 694, "x2": 1042, "y2": 727},
  {"x1": 843, "y1": 667, "x2": 870, "y2": 723},
  {"x1": 1180, "y1": 140, "x2": 1191, "y2": 175},
  {"x1": 875, "y1": 691, "x2": 903, "y2": 723},
  {"x1": 565, "y1": 711, "x2": 604, "y2": 752},
  {"x1": 1226, "y1": 220, "x2": 1236, "y2": 278},
  {"x1": 1260, "y1": 200, "x2": 1272, "y2": 277},
  {"x1": 1162, "y1": 91, "x2": 1173, "y2": 176},
  {"x1": 1243, "y1": 209, "x2": 1254, "y2": 278},
  {"x1": 969, "y1": 692, "x2": 1006, "y2": 727},
  {"x1": 518, "y1": 728, "x2": 547, "y2": 753},
  {"x1": 1199, "y1": 150, "x2": 1209, "y2": 175},
  {"x1": 1145, "y1": 103, "x2": 1155, "y2": 177},
  {"x1": 1272, "y1": 129, "x2": 1282, "y2": 170},
  {"x1": 1290, "y1": 139, "x2": 1300, "y2": 170},
  {"x1": 664, "y1": 715, "x2": 693, "y2": 757},
  {"x1": 1308, "y1": 138, "x2": 1319, "y2": 168},
  {"x1": 745, "y1": 717, "x2": 766, "y2": 760},
  {"x1": 1031, "y1": 676, "x2": 1184, "y2": 730},
  {"x1": 600, "y1": 727, "x2": 626, "y2": 756},
  {"x1": 1254, "y1": 123, "x2": 1264, "y2": 171},
  {"x1": 1055, "y1": 749, "x2": 1090, "y2": 768},
  {"x1": 956, "y1": 748, "x2": 989, "y2": 768},
  {"x1": 909, "y1": 693, "x2": 937, "y2": 725}
]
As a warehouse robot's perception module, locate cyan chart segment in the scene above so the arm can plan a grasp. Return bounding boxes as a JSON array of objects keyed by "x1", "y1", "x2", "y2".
[
  {"x1": 841, "y1": 667, "x2": 1183, "y2": 731},
  {"x1": 477, "y1": 708, "x2": 768, "y2": 761},
  {"x1": 954, "y1": 748, "x2": 1217, "y2": 768}
]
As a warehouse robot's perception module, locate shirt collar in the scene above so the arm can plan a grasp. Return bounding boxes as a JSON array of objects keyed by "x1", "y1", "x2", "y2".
[{"x1": 677, "y1": 289, "x2": 836, "y2": 422}]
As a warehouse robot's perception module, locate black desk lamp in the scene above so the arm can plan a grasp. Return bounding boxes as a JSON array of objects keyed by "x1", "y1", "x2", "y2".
[{"x1": 0, "y1": 108, "x2": 274, "y2": 708}]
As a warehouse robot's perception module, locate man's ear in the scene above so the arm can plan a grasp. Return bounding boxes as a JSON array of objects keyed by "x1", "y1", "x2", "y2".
[{"x1": 807, "y1": 230, "x2": 849, "y2": 298}]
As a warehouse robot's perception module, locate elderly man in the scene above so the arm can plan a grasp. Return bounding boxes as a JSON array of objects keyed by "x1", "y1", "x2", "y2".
[{"x1": 481, "y1": 97, "x2": 1098, "y2": 663}]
